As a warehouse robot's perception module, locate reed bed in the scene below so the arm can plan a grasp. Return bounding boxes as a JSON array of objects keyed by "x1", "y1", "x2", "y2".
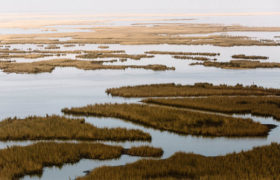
[
  {"x1": 191, "y1": 60, "x2": 280, "y2": 69},
  {"x1": 62, "y1": 103, "x2": 269, "y2": 137},
  {"x1": 145, "y1": 51, "x2": 220, "y2": 56},
  {"x1": 232, "y1": 54, "x2": 268, "y2": 60},
  {"x1": 78, "y1": 143, "x2": 280, "y2": 180},
  {"x1": 125, "y1": 146, "x2": 163, "y2": 157},
  {"x1": 0, "y1": 53, "x2": 53, "y2": 59},
  {"x1": 143, "y1": 96, "x2": 280, "y2": 121},
  {"x1": 77, "y1": 53, "x2": 154, "y2": 60},
  {"x1": 106, "y1": 83, "x2": 280, "y2": 97},
  {"x1": 0, "y1": 115, "x2": 151, "y2": 141},
  {"x1": 0, "y1": 59, "x2": 174, "y2": 74},
  {"x1": 98, "y1": 45, "x2": 109, "y2": 49},
  {"x1": 44, "y1": 44, "x2": 60, "y2": 49},
  {"x1": 0, "y1": 142, "x2": 162, "y2": 179},
  {"x1": 173, "y1": 55, "x2": 216, "y2": 61}
]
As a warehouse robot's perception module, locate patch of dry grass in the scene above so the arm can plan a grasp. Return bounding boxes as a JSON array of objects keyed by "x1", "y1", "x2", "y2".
[
  {"x1": 145, "y1": 51, "x2": 220, "y2": 56},
  {"x1": 191, "y1": 60, "x2": 280, "y2": 69},
  {"x1": 0, "y1": 142, "x2": 162, "y2": 179},
  {"x1": 62, "y1": 103, "x2": 269, "y2": 137},
  {"x1": 143, "y1": 96, "x2": 280, "y2": 121},
  {"x1": 0, "y1": 115, "x2": 151, "y2": 141},
  {"x1": 77, "y1": 53, "x2": 154, "y2": 60},
  {"x1": 106, "y1": 83, "x2": 280, "y2": 97},
  {"x1": 78, "y1": 143, "x2": 280, "y2": 180},
  {"x1": 232, "y1": 54, "x2": 268, "y2": 60},
  {"x1": 0, "y1": 59, "x2": 174, "y2": 74}
]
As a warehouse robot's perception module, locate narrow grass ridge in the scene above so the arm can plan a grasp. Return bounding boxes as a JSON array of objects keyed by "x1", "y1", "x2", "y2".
[
  {"x1": 106, "y1": 83, "x2": 280, "y2": 97},
  {"x1": 145, "y1": 51, "x2": 220, "y2": 56},
  {"x1": 62, "y1": 103, "x2": 270, "y2": 137},
  {"x1": 191, "y1": 60, "x2": 280, "y2": 69},
  {"x1": 232, "y1": 54, "x2": 268, "y2": 60},
  {"x1": 0, "y1": 59, "x2": 174, "y2": 74},
  {"x1": 0, "y1": 115, "x2": 151, "y2": 141},
  {"x1": 143, "y1": 96, "x2": 280, "y2": 121}
]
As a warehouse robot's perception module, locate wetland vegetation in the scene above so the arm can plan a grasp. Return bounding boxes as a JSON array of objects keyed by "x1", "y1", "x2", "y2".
[
  {"x1": 0, "y1": 59, "x2": 174, "y2": 74},
  {"x1": 78, "y1": 143, "x2": 280, "y2": 180},
  {"x1": 106, "y1": 83, "x2": 280, "y2": 97},
  {"x1": 0, "y1": 115, "x2": 151, "y2": 141},
  {"x1": 232, "y1": 54, "x2": 269, "y2": 60},
  {"x1": 191, "y1": 60, "x2": 280, "y2": 69},
  {"x1": 0, "y1": 142, "x2": 162, "y2": 179},
  {"x1": 62, "y1": 103, "x2": 270, "y2": 137},
  {"x1": 143, "y1": 96, "x2": 280, "y2": 121}
]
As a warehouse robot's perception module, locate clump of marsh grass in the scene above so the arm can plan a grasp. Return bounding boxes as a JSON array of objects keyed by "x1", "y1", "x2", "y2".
[
  {"x1": 62, "y1": 103, "x2": 270, "y2": 137},
  {"x1": 106, "y1": 83, "x2": 280, "y2": 97},
  {"x1": 0, "y1": 142, "x2": 163, "y2": 179},
  {"x1": 143, "y1": 96, "x2": 280, "y2": 121},
  {"x1": 0, "y1": 115, "x2": 151, "y2": 141},
  {"x1": 77, "y1": 143, "x2": 280, "y2": 180}
]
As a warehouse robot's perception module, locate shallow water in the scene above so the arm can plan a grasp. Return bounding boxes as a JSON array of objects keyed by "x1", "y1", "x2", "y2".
[{"x1": 0, "y1": 13, "x2": 280, "y2": 179}]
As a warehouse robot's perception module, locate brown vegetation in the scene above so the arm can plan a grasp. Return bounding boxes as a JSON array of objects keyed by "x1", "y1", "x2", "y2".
[
  {"x1": 191, "y1": 60, "x2": 280, "y2": 69},
  {"x1": 232, "y1": 54, "x2": 268, "y2": 60},
  {"x1": 77, "y1": 53, "x2": 154, "y2": 60},
  {"x1": 0, "y1": 142, "x2": 162, "y2": 179},
  {"x1": 1, "y1": 24, "x2": 280, "y2": 46},
  {"x1": 145, "y1": 51, "x2": 220, "y2": 56},
  {"x1": 78, "y1": 143, "x2": 280, "y2": 180},
  {"x1": 143, "y1": 96, "x2": 280, "y2": 121},
  {"x1": 62, "y1": 103, "x2": 269, "y2": 137},
  {"x1": 173, "y1": 55, "x2": 216, "y2": 61},
  {"x1": 0, "y1": 53, "x2": 53, "y2": 59},
  {"x1": 98, "y1": 45, "x2": 109, "y2": 49},
  {"x1": 106, "y1": 83, "x2": 280, "y2": 97},
  {"x1": 0, "y1": 59, "x2": 174, "y2": 74},
  {"x1": 45, "y1": 44, "x2": 60, "y2": 49},
  {"x1": 125, "y1": 146, "x2": 163, "y2": 157},
  {"x1": 0, "y1": 115, "x2": 151, "y2": 141}
]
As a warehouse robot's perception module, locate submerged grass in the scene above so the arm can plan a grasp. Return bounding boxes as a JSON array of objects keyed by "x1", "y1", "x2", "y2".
[
  {"x1": 78, "y1": 143, "x2": 280, "y2": 180},
  {"x1": 0, "y1": 142, "x2": 162, "y2": 179},
  {"x1": 143, "y1": 96, "x2": 280, "y2": 121},
  {"x1": 62, "y1": 103, "x2": 269, "y2": 137},
  {"x1": 0, "y1": 59, "x2": 174, "y2": 74},
  {"x1": 106, "y1": 83, "x2": 280, "y2": 97},
  {"x1": 0, "y1": 115, "x2": 151, "y2": 141}
]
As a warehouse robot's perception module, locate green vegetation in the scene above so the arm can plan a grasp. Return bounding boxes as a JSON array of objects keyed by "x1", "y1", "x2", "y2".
[
  {"x1": 0, "y1": 142, "x2": 162, "y2": 179},
  {"x1": 145, "y1": 51, "x2": 220, "y2": 56},
  {"x1": 143, "y1": 96, "x2": 280, "y2": 121},
  {"x1": 0, "y1": 115, "x2": 151, "y2": 141},
  {"x1": 173, "y1": 55, "x2": 216, "y2": 61},
  {"x1": 62, "y1": 103, "x2": 269, "y2": 137},
  {"x1": 78, "y1": 143, "x2": 280, "y2": 180},
  {"x1": 191, "y1": 60, "x2": 280, "y2": 69},
  {"x1": 106, "y1": 83, "x2": 280, "y2": 97},
  {"x1": 0, "y1": 59, "x2": 174, "y2": 74},
  {"x1": 232, "y1": 54, "x2": 268, "y2": 60},
  {"x1": 125, "y1": 146, "x2": 163, "y2": 157}
]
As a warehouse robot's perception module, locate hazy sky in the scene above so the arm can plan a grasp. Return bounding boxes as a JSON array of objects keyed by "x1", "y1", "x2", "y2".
[{"x1": 0, "y1": 0, "x2": 279, "y2": 13}]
